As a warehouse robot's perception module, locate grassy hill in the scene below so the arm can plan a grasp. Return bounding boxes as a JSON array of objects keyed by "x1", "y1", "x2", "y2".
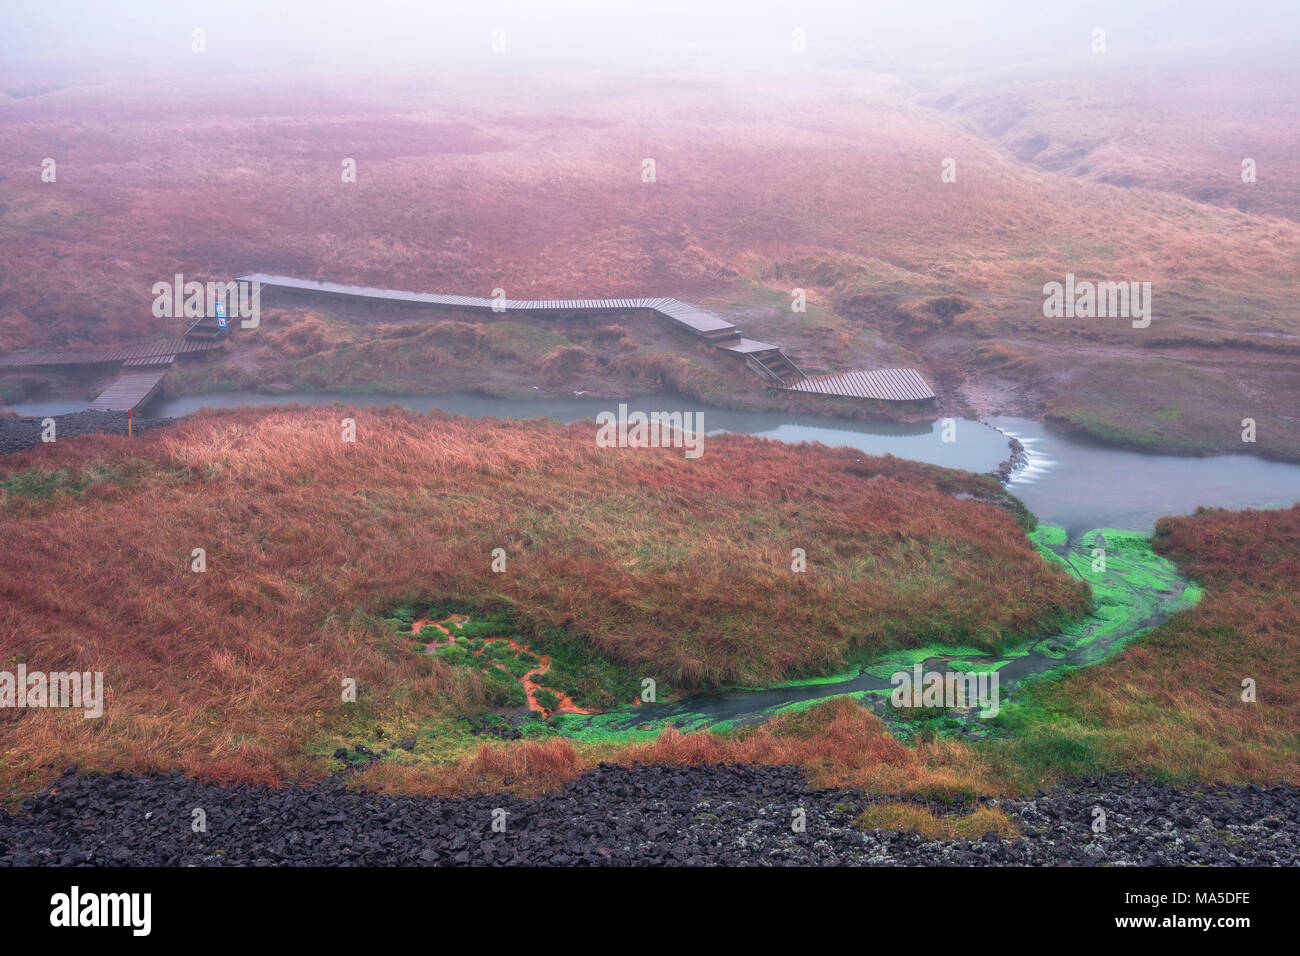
[{"x1": 0, "y1": 404, "x2": 1086, "y2": 800}]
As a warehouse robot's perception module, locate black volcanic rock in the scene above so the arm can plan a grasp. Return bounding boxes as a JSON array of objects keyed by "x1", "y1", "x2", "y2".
[{"x1": 0, "y1": 766, "x2": 1295, "y2": 867}]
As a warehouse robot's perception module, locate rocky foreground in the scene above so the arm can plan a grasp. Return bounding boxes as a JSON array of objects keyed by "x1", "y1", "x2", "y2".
[
  {"x1": 1, "y1": 764, "x2": 1295, "y2": 866},
  {"x1": 0, "y1": 410, "x2": 171, "y2": 455}
]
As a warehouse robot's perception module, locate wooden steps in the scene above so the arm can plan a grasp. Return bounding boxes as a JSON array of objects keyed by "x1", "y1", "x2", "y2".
[
  {"x1": 184, "y1": 313, "x2": 229, "y2": 340},
  {"x1": 747, "y1": 351, "x2": 806, "y2": 387}
]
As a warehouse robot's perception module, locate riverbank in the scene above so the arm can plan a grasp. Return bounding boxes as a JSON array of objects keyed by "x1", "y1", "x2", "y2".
[
  {"x1": 8, "y1": 279, "x2": 1298, "y2": 469},
  {"x1": 0, "y1": 409, "x2": 172, "y2": 455}
]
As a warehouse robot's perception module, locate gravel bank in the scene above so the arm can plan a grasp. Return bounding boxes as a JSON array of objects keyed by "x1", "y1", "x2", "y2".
[
  {"x1": 0, "y1": 410, "x2": 172, "y2": 455},
  {"x1": 1, "y1": 764, "x2": 1295, "y2": 866}
]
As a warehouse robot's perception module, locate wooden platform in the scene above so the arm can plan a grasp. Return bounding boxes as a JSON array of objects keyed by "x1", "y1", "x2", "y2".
[
  {"x1": 782, "y1": 368, "x2": 936, "y2": 402},
  {"x1": 715, "y1": 337, "x2": 781, "y2": 355},
  {"x1": 87, "y1": 369, "x2": 169, "y2": 412},
  {"x1": 643, "y1": 297, "x2": 739, "y2": 339}
]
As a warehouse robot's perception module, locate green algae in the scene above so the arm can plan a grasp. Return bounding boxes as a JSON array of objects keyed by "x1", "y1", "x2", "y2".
[
  {"x1": 550, "y1": 709, "x2": 712, "y2": 745},
  {"x1": 860, "y1": 643, "x2": 1003, "y2": 680},
  {"x1": 1024, "y1": 526, "x2": 1197, "y2": 663},
  {"x1": 769, "y1": 668, "x2": 864, "y2": 689},
  {"x1": 552, "y1": 524, "x2": 1201, "y2": 741}
]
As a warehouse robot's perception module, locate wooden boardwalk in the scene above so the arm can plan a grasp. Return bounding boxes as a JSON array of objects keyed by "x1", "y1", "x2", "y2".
[
  {"x1": 0, "y1": 277, "x2": 934, "y2": 406},
  {"x1": 0, "y1": 318, "x2": 237, "y2": 413},
  {"x1": 237, "y1": 273, "x2": 741, "y2": 340},
  {"x1": 86, "y1": 368, "x2": 169, "y2": 412},
  {"x1": 0, "y1": 272, "x2": 935, "y2": 407},
  {"x1": 0, "y1": 337, "x2": 221, "y2": 368},
  {"x1": 0, "y1": 334, "x2": 227, "y2": 415},
  {"x1": 239, "y1": 273, "x2": 937, "y2": 403}
]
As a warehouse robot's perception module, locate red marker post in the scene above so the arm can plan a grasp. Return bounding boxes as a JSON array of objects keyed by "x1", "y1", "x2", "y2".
[{"x1": 127, "y1": 407, "x2": 132, "y2": 437}]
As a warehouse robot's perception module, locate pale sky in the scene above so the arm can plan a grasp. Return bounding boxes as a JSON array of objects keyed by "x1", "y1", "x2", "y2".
[{"x1": 3, "y1": 0, "x2": 1297, "y2": 82}]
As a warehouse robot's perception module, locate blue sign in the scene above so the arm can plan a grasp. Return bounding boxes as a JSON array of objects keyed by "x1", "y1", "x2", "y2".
[{"x1": 215, "y1": 302, "x2": 228, "y2": 329}]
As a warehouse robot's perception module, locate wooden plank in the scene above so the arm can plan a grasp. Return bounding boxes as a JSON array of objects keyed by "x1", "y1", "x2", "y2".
[
  {"x1": 784, "y1": 368, "x2": 935, "y2": 402},
  {"x1": 123, "y1": 354, "x2": 175, "y2": 367}
]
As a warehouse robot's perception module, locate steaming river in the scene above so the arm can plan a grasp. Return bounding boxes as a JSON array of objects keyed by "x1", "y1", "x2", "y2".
[{"x1": 12, "y1": 390, "x2": 1298, "y2": 533}]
